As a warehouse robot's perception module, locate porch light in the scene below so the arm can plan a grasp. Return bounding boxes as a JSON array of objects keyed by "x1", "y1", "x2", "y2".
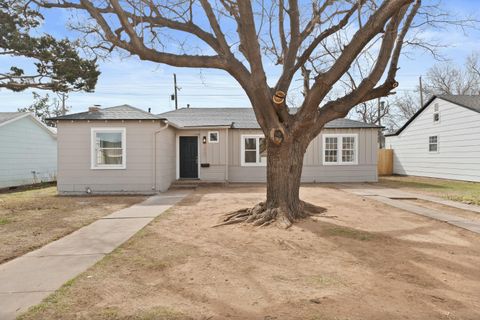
[{"x1": 203, "y1": 136, "x2": 207, "y2": 144}]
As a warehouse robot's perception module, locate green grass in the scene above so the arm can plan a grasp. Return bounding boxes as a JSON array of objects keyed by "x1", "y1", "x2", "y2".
[
  {"x1": 323, "y1": 225, "x2": 374, "y2": 241},
  {"x1": 0, "y1": 217, "x2": 11, "y2": 225},
  {"x1": 378, "y1": 176, "x2": 480, "y2": 205}
]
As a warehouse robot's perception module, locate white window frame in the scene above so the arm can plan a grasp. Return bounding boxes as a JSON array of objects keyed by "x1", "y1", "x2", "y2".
[
  {"x1": 241, "y1": 134, "x2": 267, "y2": 167},
  {"x1": 322, "y1": 133, "x2": 359, "y2": 165},
  {"x1": 208, "y1": 131, "x2": 219, "y2": 143},
  {"x1": 433, "y1": 103, "x2": 440, "y2": 124},
  {"x1": 428, "y1": 135, "x2": 439, "y2": 153},
  {"x1": 91, "y1": 127, "x2": 126, "y2": 170}
]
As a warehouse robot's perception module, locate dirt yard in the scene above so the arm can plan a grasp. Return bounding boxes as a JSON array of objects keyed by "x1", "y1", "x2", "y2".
[
  {"x1": 0, "y1": 186, "x2": 146, "y2": 264},
  {"x1": 19, "y1": 185, "x2": 480, "y2": 320}
]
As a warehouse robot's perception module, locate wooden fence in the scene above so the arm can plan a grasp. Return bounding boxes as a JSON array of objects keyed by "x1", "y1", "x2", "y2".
[{"x1": 377, "y1": 149, "x2": 393, "y2": 176}]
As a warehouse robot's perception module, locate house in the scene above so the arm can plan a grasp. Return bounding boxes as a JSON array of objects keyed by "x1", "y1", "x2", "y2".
[
  {"x1": 0, "y1": 112, "x2": 57, "y2": 188},
  {"x1": 49, "y1": 105, "x2": 381, "y2": 194},
  {"x1": 385, "y1": 95, "x2": 480, "y2": 182}
]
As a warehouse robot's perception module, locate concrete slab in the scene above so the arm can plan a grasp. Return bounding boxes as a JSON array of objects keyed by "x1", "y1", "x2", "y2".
[
  {"x1": 339, "y1": 186, "x2": 480, "y2": 235},
  {"x1": 0, "y1": 292, "x2": 52, "y2": 320},
  {"x1": 0, "y1": 190, "x2": 190, "y2": 320},
  {"x1": 0, "y1": 254, "x2": 103, "y2": 292}
]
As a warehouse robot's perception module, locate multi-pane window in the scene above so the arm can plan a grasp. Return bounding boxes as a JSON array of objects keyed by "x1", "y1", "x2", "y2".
[
  {"x1": 323, "y1": 134, "x2": 357, "y2": 165},
  {"x1": 324, "y1": 137, "x2": 338, "y2": 163},
  {"x1": 342, "y1": 136, "x2": 356, "y2": 162},
  {"x1": 241, "y1": 135, "x2": 267, "y2": 166},
  {"x1": 429, "y1": 135, "x2": 438, "y2": 152},
  {"x1": 91, "y1": 128, "x2": 126, "y2": 169}
]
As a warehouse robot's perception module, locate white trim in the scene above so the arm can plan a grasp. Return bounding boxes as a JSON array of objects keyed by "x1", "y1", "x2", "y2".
[
  {"x1": 240, "y1": 134, "x2": 267, "y2": 167},
  {"x1": 176, "y1": 134, "x2": 200, "y2": 179},
  {"x1": 90, "y1": 127, "x2": 126, "y2": 170},
  {"x1": 322, "y1": 133, "x2": 359, "y2": 165},
  {"x1": 208, "y1": 131, "x2": 219, "y2": 143}
]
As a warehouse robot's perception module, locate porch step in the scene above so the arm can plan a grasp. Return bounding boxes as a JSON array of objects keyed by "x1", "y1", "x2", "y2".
[
  {"x1": 169, "y1": 180, "x2": 228, "y2": 190},
  {"x1": 170, "y1": 180, "x2": 199, "y2": 189}
]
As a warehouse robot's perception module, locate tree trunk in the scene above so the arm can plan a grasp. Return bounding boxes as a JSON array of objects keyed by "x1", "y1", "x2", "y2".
[
  {"x1": 217, "y1": 135, "x2": 315, "y2": 229},
  {"x1": 265, "y1": 138, "x2": 308, "y2": 227}
]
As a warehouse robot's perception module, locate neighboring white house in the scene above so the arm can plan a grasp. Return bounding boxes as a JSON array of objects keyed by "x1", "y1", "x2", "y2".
[
  {"x1": 385, "y1": 95, "x2": 480, "y2": 182},
  {"x1": 49, "y1": 105, "x2": 381, "y2": 195},
  {"x1": 0, "y1": 112, "x2": 57, "y2": 188}
]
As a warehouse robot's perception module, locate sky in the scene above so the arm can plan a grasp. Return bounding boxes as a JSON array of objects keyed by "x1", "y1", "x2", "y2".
[{"x1": 1, "y1": 0, "x2": 480, "y2": 115}]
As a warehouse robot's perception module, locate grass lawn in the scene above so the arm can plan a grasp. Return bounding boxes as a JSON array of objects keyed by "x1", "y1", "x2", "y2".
[
  {"x1": 377, "y1": 175, "x2": 480, "y2": 205},
  {"x1": 0, "y1": 185, "x2": 146, "y2": 264},
  {"x1": 18, "y1": 186, "x2": 480, "y2": 320}
]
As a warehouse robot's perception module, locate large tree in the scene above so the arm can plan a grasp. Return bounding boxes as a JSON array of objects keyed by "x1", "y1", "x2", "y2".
[
  {"x1": 0, "y1": 0, "x2": 100, "y2": 92},
  {"x1": 35, "y1": 0, "x2": 453, "y2": 227}
]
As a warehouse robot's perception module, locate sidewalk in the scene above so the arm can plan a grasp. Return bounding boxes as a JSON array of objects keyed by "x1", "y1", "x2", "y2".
[
  {"x1": 338, "y1": 184, "x2": 480, "y2": 234},
  {"x1": 0, "y1": 190, "x2": 190, "y2": 320}
]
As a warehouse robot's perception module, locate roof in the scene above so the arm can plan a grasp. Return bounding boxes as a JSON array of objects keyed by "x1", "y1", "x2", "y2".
[
  {"x1": 0, "y1": 112, "x2": 26, "y2": 126},
  {"x1": 48, "y1": 105, "x2": 161, "y2": 121},
  {"x1": 0, "y1": 112, "x2": 57, "y2": 138},
  {"x1": 159, "y1": 107, "x2": 381, "y2": 129},
  {"x1": 385, "y1": 94, "x2": 480, "y2": 137}
]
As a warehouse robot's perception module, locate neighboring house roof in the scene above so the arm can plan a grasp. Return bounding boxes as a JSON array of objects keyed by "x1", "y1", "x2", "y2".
[
  {"x1": 0, "y1": 112, "x2": 57, "y2": 138},
  {"x1": 159, "y1": 107, "x2": 381, "y2": 129},
  {"x1": 0, "y1": 112, "x2": 26, "y2": 126},
  {"x1": 385, "y1": 94, "x2": 480, "y2": 137},
  {"x1": 48, "y1": 105, "x2": 161, "y2": 121}
]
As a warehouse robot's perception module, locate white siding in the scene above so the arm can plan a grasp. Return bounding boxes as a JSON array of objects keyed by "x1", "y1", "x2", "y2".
[
  {"x1": 0, "y1": 116, "x2": 57, "y2": 188},
  {"x1": 385, "y1": 97, "x2": 480, "y2": 182}
]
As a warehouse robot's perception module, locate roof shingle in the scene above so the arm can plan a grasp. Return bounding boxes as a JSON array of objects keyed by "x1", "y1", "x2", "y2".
[
  {"x1": 48, "y1": 105, "x2": 160, "y2": 121},
  {"x1": 159, "y1": 107, "x2": 380, "y2": 129},
  {"x1": 0, "y1": 112, "x2": 25, "y2": 125}
]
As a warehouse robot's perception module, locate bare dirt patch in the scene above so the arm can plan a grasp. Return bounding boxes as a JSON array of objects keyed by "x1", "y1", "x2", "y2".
[
  {"x1": 0, "y1": 186, "x2": 146, "y2": 263},
  {"x1": 19, "y1": 185, "x2": 480, "y2": 320}
]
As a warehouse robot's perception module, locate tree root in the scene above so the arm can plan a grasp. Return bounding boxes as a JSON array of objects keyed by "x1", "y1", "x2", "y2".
[{"x1": 212, "y1": 201, "x2": 327, "y2": 229}]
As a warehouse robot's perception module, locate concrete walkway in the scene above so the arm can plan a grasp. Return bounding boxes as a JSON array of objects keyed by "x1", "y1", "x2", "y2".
[
  {"x1": 339, "y1": 184, "x2": 480, "y2": 234},
  {"x1": 0, "y1": 190, "x2": 190, "y2": 320}
]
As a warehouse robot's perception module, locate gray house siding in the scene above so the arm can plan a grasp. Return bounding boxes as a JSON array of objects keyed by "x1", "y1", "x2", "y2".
[
  {"x1": 56, "y1": 120, "x2": 378, "y2": 194},
  {"x1": 228, "y1": 128, "x2": 378, "y2": 183},
  {"x1": 0, "y1": 116, "x2": 57, "y2": 188},
  {"x1": 175, "y1": 129, "x2": 228, "y2": 181},
  {"x1": 385, "y1": 97, "x2": 480, "y2": 182},
  {"x1": 57, "y1": 120, "x2": 174, "y2": 194}
]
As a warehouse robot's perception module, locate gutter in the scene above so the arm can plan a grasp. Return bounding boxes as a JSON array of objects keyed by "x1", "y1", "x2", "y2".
[{"x1": 152, "y1": 120, "x2": 170, "y2": 191}]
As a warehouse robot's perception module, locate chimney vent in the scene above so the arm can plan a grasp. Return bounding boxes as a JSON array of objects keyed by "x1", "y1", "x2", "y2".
[{"x1": 89, "y1": 105, "x2": 101, "y2": 113}]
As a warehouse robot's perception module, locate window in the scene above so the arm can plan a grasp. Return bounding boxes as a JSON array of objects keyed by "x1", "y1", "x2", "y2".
[
  {"x1": 324, "y1": 137, "x2": 338, "y2": 163},
  {"x1": 323, "y1": 134, "x2": 358, "y2": 165},
  {"x1": 91, "y1": 128, "x2": 126, "y2": 169},
  {"x1": 208, "y1": 131, "x2": 219, "y2": 143},
  {"x1": 429, "y1": 135, "x2": 438, "y2": 152},
  {"x1": 241, "y1": 135, "x2": 266, "y2": 166},
  {"x1": 433, "y1": 103, "x2": 440, "y2": 123}
]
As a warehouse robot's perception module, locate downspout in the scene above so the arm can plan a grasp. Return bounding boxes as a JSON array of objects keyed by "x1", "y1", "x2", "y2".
[
  {"x1": 225, "y1": 127, "x2": 229, "y2": 182},
  {"x1": 153, "y1": 120, "x2": 169, "y2": 191}
]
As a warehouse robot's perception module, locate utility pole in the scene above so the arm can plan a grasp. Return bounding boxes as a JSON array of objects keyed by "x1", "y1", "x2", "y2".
[
  {"x1": 377, "y1": 98, "x2": 381, "y2": 126},
  {"x1": 419, "y1": 76, "x2": 424, "y2": 107},
  {"x1": 173, "y1": 73, "x2": 178, "y2": 110},
  {"x1": 60, "y1": 92, "x2": 66, "y2": 115}
]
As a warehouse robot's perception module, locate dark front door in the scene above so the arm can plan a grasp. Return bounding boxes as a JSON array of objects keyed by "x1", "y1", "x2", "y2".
[{"x1": 179, "y1": 136, "x2": 198, "y2": 179}]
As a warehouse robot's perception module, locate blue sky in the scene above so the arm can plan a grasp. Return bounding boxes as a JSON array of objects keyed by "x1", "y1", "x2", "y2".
[{"x1": 1, "y1": 1, "x2": 479, "y2": 114}]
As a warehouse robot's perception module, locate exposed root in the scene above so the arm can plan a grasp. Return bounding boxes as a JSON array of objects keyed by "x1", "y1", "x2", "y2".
[{"x1": 212, "y1": 201, "x2": 327, "y2": 229}]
